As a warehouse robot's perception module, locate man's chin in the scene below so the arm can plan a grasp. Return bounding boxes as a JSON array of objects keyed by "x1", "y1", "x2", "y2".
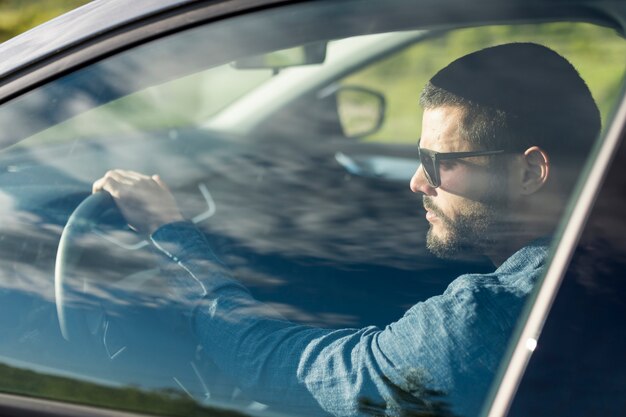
[
  {"x1": 426, "y1": 230, "x2": 456, "y2": 259},
  {"x1": 426, "y1": 228, "x2": 477, "y2": 260}
]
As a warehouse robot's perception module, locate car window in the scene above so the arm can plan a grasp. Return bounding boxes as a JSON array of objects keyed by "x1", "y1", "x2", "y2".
[{"x1": 0, "y1": 1, "x2": 624, "y2": 417}]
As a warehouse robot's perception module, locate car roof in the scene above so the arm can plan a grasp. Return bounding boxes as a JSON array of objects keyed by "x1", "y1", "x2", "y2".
[
  {"x1": 0, "y1": 0, "x2": 195, "y2": 80},
  {"x1": 2, "y1": 0, "x2": 625, "y2": 81}
]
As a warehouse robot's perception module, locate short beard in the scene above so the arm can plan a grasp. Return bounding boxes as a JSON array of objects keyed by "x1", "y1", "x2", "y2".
[{"x1": 423, "y1": 193, "x2": 507, "y2": 260}]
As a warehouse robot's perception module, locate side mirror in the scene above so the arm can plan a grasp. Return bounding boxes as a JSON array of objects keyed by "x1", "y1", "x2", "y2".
[{"x1": 335, "y1": 86, "x2": 386, "y2": 138}]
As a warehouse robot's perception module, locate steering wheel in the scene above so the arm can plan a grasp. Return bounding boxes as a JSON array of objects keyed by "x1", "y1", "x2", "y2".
[
  {"x1": 54, "y1": 190, "x2": 246, "y2": 404},
  {"x1": 55, "y1": 191, "x2": 122, "y2": 341},
  {"x1": 54, "y1": 184, "x2": 217, "y2": 341}
]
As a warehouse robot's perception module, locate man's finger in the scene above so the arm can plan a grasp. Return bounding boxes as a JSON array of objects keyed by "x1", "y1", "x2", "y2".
[
  {"x1": 92, "y1": 175, "x2": 124, "y2": 198},
  {"x1": 117, "y1": 169, "x2": 150, "y2": 181},
  {"x1": 92, "y1": 177, "x2": 105, "y2": 194},
  {"x1": 106, "y1": 170, "x2": 137, "y2": 185},
  {"x1": 100, "y1": 178, "x2": 123, "y2": 199},
  {"x1": 151, "y1": 175, "x2": 170, "y2": 191}
]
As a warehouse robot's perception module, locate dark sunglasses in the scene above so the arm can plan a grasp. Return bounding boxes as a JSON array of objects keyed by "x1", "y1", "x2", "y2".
[{"x1": 418, "y1": 146, "x2": 506, "y2": 188}]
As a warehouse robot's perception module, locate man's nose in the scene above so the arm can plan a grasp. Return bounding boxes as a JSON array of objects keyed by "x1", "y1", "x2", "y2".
[{"x1": 410, "y1": 165, "x2": 436, "y2": 196}]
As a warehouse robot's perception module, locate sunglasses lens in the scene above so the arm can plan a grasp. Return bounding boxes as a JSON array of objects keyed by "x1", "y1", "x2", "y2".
[{"x1": 418, "y1": 148, "x2": 438, "y2": 187}]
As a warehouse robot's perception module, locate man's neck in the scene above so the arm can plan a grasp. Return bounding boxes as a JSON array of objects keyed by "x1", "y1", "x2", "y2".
[
  {"x1": 486, "y1": 196, "x2": 560, "y2": 267},
  {"x1": 485, "y1": 226, "x2": 551, "y2": 267}
]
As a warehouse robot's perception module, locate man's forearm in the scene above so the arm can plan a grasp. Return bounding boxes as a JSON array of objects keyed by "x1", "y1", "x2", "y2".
[{"x1": 148, "y1": 221, "x2": 402, "y2": 416}]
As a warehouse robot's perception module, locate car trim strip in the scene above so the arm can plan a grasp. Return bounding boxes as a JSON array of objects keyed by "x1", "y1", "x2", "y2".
[{"x1": 0, "y1": 392, "x2": 146, "y2": 417}]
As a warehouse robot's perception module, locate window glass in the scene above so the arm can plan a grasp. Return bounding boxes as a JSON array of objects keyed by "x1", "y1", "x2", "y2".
[
  {"x1": 0, "y1": 1, "x2": 624, "y2": 416},
  {"x1": 23, "y1": 64, "x2": 273, "y2": 147}
]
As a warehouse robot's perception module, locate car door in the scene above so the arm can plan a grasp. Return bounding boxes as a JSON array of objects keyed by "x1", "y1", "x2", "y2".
[{"x1": 0, "y1": 1, "x2": 625, "y2": 417}]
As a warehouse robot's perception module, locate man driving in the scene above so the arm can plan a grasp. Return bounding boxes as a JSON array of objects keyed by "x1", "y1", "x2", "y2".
[{"x1": 93, "y1": 43, "x2": 600, "y2": 417}]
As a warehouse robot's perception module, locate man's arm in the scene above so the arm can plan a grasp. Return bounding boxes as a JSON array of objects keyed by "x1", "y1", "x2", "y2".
[
  {"x1": 150, "y1": 221, "x2": 517, "y2": 417},
  {"x1": 92, "y1": 169, "x2": 530, "y2": 417},
  {"x1": 150, "y1": 221, "x2": 394, "y2": 416}
]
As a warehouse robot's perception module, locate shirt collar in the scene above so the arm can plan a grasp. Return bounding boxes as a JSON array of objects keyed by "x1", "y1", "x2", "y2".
[{"x1": 495, "y1": 235, "x2": 552, "y2": 276}]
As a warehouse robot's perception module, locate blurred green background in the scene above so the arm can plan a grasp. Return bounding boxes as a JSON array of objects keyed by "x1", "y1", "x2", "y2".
[
  {"x1": 0, "y1": 0, "x2": 90, "y2": 42},
  {"x1": 345, "y1": 22, "x2": 626, "y2": 142}
]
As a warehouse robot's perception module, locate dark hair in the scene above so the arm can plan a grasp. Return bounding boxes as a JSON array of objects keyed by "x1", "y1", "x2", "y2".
[{"x1": 419, "y1": 43, "x2": 601, "y2": 192}]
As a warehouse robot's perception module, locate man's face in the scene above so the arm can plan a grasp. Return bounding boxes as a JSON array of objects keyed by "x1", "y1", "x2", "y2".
[{"x1": 410, "y1": 106, "x2": 511, "y2": 259}]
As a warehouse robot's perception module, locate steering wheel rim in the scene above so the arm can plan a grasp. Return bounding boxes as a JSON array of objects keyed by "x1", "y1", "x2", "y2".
[
  {"x1": 53, "y1": 191, "x2": 272, "y2": 404},
  {"x1": 55, "y1": 191, "x2": 118, "y2": 341}
]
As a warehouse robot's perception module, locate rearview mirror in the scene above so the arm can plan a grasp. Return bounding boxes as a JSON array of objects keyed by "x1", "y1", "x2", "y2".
[{"x1": 232, "y1": 42, "x2": 327, "y2": 70}]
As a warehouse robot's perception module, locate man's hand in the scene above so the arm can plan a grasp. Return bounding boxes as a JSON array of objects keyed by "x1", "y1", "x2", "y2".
[{"x1": 92, "y1": 169, "x2": 184, "y2": 235}]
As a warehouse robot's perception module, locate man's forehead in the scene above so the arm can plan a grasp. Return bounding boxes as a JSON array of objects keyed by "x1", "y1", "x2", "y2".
[{"x1": 420, "y1": 106, "x2": 471, "y2": 152}]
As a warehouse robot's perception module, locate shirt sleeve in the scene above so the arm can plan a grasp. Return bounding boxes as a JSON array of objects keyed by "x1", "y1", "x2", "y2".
[{"x1": 150, "y1": 221, "x2": 526, "y2": 417}]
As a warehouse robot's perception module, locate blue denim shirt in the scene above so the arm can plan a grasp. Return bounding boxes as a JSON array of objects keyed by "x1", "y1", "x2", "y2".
[{"x1": 151, "y1": 221, "x2": 549, "y2": 417}]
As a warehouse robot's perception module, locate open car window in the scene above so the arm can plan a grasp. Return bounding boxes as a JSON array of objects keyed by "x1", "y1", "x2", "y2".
[{"x1": 0, "y1": 1, "x2": 625, "y2": 417}]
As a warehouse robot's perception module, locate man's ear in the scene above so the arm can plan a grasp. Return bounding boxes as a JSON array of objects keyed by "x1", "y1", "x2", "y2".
[{"x1": 520, "y1": 146, "x2": 550, "y2": 195}]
